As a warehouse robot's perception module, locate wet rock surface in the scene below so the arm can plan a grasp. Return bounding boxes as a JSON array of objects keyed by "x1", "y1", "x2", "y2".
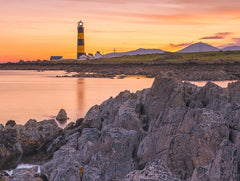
[
  {"x1": 0, "y1": 119, "x2": 61, "y2": 170},
  {"x1": 1, "y1": 76, "x2": 240, "y2": 180}
]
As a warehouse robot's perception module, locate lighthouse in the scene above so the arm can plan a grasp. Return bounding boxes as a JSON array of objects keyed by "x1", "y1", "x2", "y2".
[{"x1": 77, "y1": 20, "x2": 85, "y2": 59}]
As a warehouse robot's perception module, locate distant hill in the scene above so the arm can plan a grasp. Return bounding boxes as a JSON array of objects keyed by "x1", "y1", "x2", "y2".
[
  {"x1": 222, "y1": 46, "x2": 240, "y2": 51},
  {"x1": 102, "y1": 48, "x2": 165, "y2": 58},
  {"x1": 178, "y1": 42, "x2": 220, "y2": 53}
]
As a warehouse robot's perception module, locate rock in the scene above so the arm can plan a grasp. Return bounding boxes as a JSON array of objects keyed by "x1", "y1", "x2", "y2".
[
  {"x1": 0, "y1": 171, "x2": 10, "y2": 181},
  {"x1": 42, "y1": 128, "x2": 100, "y2": 180},
  {"x1": 41, "y1": 146, "x2": 83, "y2": 181},
  {"x1": 10, "y1": 167, "x2": 44, "y2": 181},
  {"x1": 82, "y1": 105, "x2": 102, "y2": 129},
  {"x1": 113, "y1": 99, "x2": 143, "y2": 132},
  {"x1": 0, "y1": 124, "x2": 4, "y2": 130},
  {"x1": 124, "y1": 159, "x2": 180, "y2": 181},
  {"x1": 82, "y1": 165, "x2": 102, "y2": 181},
  {"x1": 100, "y1": 90, "x2": 138, "y2": 128},
  {"x1": 143, "y1": 76, "x2": 197, "y2": 123},
  {"x1": 46, "y1": 120, "x2": 93, "y2": 154},
  {"x1": 19, "y1": 119, "x2": 61, "y2": 154},
  {"x1": 6, "y1": 77, "x2": 240, "y2": 180},
  {"x1": 75, "y1": 118, "x2": 84, "y2": 127},
  {"x1": 182, "y1": 70, "x2": 233, "y2": 81},
  {"x1": 0, "y1": 119, "x2": 61, "y2": 165},
  {"x1": 190, "y1": 140, "x2": 239, "y2": 181},
  {"x1": 137, "y1": 107, "x2": 229, "y2": 180},
  {"x1": 84, "y1": 127, "x2": 138, "y2": 180},
  {"x1": 24, "y1": 119, "x2": 37, "y2": 129},
  {"x1": 0, "y1": 167, "x2": 45, "y2": 181},
  {"x1": 5, "y1": 120, "x2": 16, "y2": 128},
  {"x1": 0, "y1": 128, "x2": 20, "y2": 158},
  {"x1": 189, "y1": 81, "x2": 230, "y2": 115},
  {"x1": 228, "y1": 80, "x2": 240, "y2": 104},
  {"x1": 34, "y1": 173, "x2": 49, "y2": 181},
  {"x1": 56, "y1": 109, "x2": 68, "y2": 122}
]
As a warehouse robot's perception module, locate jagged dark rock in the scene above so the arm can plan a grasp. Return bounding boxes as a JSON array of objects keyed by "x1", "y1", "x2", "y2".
[
  {"x1": 124, "y1": 159, "x2": 180, "y2": 181},
  {"x1": 0, "y1": 119, "x2": 61, "y2": 170},
  {"x1": 2, "y1": 76, "x2": 240, "y2": 180},
  {"x1": 5, "y1": 120, "x2": 16, "y2": 128}
]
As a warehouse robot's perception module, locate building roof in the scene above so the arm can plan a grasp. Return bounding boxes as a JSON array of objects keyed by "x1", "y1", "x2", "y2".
[{"x1": 50, "y1": 56, "x2": 63, "y2": 60}]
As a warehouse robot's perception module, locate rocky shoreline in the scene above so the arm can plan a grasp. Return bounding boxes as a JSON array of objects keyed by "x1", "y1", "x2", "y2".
[
  {"x1": 1, "y1": 75, "x2": 240, "y2": 180},
  {"x1": 0, "y1": 61, "x2": 240, "y2": 81}
]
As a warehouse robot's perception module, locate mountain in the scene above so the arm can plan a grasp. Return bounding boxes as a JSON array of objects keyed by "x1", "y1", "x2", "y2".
[
  {"x1": 102, "y1": 48, "x2": 165, "y2": 58},
  {"x1": 178, "y1": 42, "x2": 220, "y2": 53},
  {"x1": 222, "y1": 46, "x2": 240, "y2": 51}
]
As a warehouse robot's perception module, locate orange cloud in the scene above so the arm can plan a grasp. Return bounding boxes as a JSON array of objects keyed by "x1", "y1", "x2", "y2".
[
  {"x1": 169, "y1": 42, "x2": 193, "y2": 48},
  {"x1": 1, "y1": 0, "x2": 240, "y2": 62}
]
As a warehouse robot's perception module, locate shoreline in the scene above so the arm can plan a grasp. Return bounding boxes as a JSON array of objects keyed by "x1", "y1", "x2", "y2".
[{"x1": 0, "y1": 61, "x2": 240, "y2": 81}]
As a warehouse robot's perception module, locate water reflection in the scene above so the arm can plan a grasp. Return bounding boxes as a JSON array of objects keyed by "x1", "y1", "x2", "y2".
[{"x1": 76, "y1": 78, "x2": 85, "y2": 115}]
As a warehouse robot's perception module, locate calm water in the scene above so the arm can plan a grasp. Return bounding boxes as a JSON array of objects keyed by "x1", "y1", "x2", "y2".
[
  {"x1": 0, "y1": 70, "x2": 236, "y2": 127},
  {"x1": 0, "y1": 70, "x2": 154, "y2": 126},
  {"x1": 188, "y1": 81, "x2": 237, "y2": 88}
]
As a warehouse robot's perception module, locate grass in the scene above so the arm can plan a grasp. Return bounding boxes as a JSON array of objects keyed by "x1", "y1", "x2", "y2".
[
  {"x1": 19, "y1": 51, "x2": 240, "y2": 64},
  {"x1": 88, "y1": 51, "x2": 240, "y2": 63}
]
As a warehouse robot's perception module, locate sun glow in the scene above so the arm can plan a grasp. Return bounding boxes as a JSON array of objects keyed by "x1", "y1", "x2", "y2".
[{"x1": 0, "y1": 0, "x2": 240, "y2": 62}]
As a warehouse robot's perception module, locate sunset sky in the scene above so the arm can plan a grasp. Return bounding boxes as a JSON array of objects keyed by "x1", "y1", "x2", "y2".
[{"x1": 1, "y1": 0, "x2": 240, "y2": 62}]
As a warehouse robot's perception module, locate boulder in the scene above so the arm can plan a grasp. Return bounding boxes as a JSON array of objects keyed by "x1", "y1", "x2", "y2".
[
  {"x1": 56, "y1": 109, "x2": 68, "y2": 122},
  {"x1": 0, "y1": 119, "x2": 61, "y2": 165},
  {"x1": 19, "y1": 119, "x2": 61, "y2": 154},
  {"x1": 5, "y1": 120, "x2": 16, "y2": 128}
]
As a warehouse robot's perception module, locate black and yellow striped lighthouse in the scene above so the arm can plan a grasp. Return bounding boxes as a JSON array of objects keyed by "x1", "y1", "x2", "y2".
[{"x1": 77, "y1": 20, "x2": 85, "y2": 59}]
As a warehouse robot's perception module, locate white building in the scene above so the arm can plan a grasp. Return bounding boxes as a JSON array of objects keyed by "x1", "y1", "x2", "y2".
[{"x1": 94, "y1": 51, "x2": 102, "y2": 59}]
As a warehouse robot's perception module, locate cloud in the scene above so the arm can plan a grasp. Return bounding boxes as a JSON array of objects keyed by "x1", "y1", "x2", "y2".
[
  {"x1": 232, "y1": 38, "x2": 240, "y2": 42},
  {"x1": 62, "y1": 0, "x2": 157, "y2": 4},
  {"x1": 217, "y1": 37, "x2": 240, "y2": 48},
  {"x1": 200, "y1": 32, "x2": 233, "y2": 40},
  {"x1": 90, "y1": 30, "x2": 137, "y2": 33},
  {"x1": 216, "y1": 32, "x2": 232, "y2": 36},
  {"x1": 169, "y1": 42, "x2": 193, "y2": 48},
  {"x1": 200, "y1": 36, "x2": 224, "y2": 40}
]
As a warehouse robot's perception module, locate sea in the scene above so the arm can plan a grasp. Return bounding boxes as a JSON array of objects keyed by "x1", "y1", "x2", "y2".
[
  {"x1": 0, "y1": 70, "x2": 154, "y2": 127},
  {"x1": 0, "y1": 70, "x2": 236, "y2": 127}
]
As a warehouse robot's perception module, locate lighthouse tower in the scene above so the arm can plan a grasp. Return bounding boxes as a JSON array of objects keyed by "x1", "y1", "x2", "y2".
[{"x1": 77, "y1": 21, "x2": 85, "y2": 59}]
